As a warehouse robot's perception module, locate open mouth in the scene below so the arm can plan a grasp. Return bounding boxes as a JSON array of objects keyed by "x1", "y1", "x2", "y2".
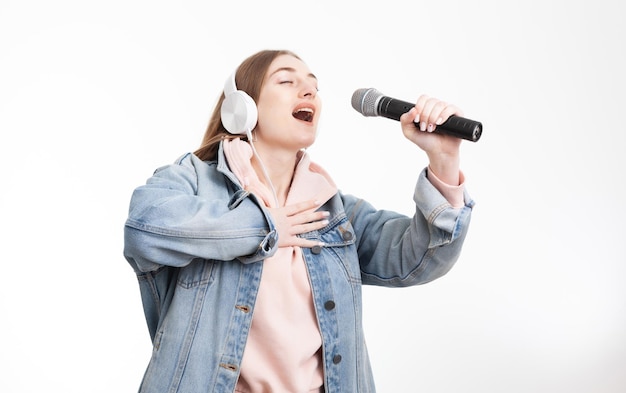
[{"x1": 292, "y1": 107, "x2": 314, "y2": 123}]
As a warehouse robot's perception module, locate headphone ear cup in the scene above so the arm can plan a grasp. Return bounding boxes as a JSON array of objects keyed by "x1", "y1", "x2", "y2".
[
  {"x1": 221, "y1": 91, "x2": 258, "y2": 134},
  {"x1": 220, "y1": 71, "x2": 258, "y2": 135}
]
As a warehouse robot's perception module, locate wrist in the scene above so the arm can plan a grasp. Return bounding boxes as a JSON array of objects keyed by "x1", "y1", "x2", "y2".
[{"x1": 427, "y1": 153, "x2": 461, "y2": 185}]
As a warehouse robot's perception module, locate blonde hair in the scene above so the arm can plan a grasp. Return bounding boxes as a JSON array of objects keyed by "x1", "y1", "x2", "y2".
[{"x1": 194, "y1": 49, "x2": 301, "y2": 161}]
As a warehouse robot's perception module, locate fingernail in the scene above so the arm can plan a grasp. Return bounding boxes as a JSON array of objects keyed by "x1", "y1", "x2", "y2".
[
  {"x1": 436, "y1": 117, "x2": 443, "y2": 125},
  {"x1": 427, "y1": 123, "x2": 435, "y2": 132},
  {"x1": 320, "y1": 220, "x2": 329, "y2": 226},
  {"x1": 414, "y1": 114, "x2": 420, "y2": 124},
  {"x1": 420, "y1": 121, "x2": 427, "y2": 131},
  {"x1": 318, "y1": 241, "x2": 326, "y2": 247},
  {"x1": 321, "y1": 211, "x2": 330, "y2": 217}
]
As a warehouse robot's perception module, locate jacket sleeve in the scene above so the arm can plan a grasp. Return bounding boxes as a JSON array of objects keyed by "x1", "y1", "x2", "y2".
[
  {"x1": 344, "y1": 167, "x2": 474, "y2": 287},
  {"x1": 123, "y1": 153, "x2": 278, "y2": 273}
]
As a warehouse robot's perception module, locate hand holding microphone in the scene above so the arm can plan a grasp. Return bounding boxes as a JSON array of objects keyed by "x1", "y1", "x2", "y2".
[{"x1": 351, "y1": 88, "x2": 482, "y2": 142}]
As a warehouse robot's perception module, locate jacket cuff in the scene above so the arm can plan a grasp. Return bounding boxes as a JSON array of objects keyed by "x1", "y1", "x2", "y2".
[
  {"x1": 415, "y1": 168, "x2": 474, "y2": 248},
  {"x1": 426, "y1": 166, "x2": 465, "y2": 208}
]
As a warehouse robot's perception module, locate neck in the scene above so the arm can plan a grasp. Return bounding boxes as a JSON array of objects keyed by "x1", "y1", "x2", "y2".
[{"x1": 250, "y1": 144, "x2": 301, "y2": 206}]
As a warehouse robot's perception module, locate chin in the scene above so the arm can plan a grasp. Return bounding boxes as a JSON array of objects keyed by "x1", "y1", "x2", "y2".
[{"x1": 301, "y1": 130, "x2": 318, "y2": 147}]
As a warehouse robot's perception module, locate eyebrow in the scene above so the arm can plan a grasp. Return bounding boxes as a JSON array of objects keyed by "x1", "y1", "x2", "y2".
[{"x1": 269, "y1": 67, "x2": 317, "y2": 80}]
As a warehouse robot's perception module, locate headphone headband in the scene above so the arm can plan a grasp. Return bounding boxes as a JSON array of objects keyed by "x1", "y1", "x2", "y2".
[{"x1": 224, "y1": 71, "x2": 237, "y2": 96}]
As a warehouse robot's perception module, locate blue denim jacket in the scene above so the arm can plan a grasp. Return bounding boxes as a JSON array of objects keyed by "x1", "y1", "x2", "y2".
[{"x1": 123, "y1": 145, "x2": 474, "y2": 393}]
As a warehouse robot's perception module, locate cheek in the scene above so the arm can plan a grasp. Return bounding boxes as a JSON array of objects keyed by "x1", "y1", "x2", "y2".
[
  {"x1": 256, "y1": 107, "x2": 283, "y2": 129},
  {"x1": 255, "y1": 110, "x2": 289, "y2": 139}
]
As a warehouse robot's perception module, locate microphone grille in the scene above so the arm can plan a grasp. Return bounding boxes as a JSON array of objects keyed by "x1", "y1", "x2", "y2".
[{"x1": 351, "y1": 88, "x2": 382, "y2": 117}]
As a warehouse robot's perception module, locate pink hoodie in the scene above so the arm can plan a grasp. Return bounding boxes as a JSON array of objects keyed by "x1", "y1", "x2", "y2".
[{"x1": 225, "y1": 139, "x2": 336, "y2": 393}]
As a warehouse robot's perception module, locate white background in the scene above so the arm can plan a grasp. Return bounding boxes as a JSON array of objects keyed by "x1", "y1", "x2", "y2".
[{"x1": 1, "y1": 0, "x2": 624, "y2": 392}]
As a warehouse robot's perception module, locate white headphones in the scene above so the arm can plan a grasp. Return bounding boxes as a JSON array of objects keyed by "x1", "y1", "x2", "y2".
[{"x1": 220, "y1": 70, "x2": 258, "y2": 135}]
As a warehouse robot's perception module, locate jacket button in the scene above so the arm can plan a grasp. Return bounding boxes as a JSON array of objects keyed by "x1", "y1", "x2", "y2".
[
  {"x1": 342, "y1": 231, "x2": 353, "y2": 241},
  {"x1": 311, "y1": 245, "x2": 322, "y2": 254},
  {"x1": 324, "y1": 300, "x2": 335, "y2": 311},
  {"x1": 333, "y1": 354, "x2": 342, "y2": 364}
]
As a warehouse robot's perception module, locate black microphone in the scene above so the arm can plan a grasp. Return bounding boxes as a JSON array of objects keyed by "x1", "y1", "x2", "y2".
[{"x1": 351, "y1": 88, "x2": 482, "y2": 142}]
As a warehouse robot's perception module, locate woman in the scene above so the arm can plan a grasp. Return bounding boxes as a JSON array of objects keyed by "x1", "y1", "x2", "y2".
[{"x1": 124, "y1": 49, "x2": 474, "y2": 393}]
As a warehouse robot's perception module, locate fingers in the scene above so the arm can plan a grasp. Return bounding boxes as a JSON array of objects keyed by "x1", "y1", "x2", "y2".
[
  {"x1": 414, "y1": 95, "x2": 463, "y2": 133},
  {"x1": 296, "y1": 238, "x2": 326, "y2": 249},
  {"x1": 269, "y1": 199, "x2": 330, "y2": 249},
  {"x1": 400, "y1": 107, "x2": 418, "y2": 127},
  {"x1": 290, "y1": 209, "x2": 329, "y2": 226},
  {"x1": 282, "y1": 199, "x2": 322, "y2": 216},
  {"x1": 289, "y1": 213, "x2": 329, "y2": 235},
  {"x1": 280, "y1": 200, "x2": 329, "y2": 227}
]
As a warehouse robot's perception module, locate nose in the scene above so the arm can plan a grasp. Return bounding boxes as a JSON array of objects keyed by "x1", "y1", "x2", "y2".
[{"x1": 300, "y1": 80, "x2": 318, "y2": 98}]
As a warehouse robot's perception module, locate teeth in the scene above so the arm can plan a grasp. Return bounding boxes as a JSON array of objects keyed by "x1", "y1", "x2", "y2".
[{"x1": 293, "y1": 107, "x2": 314, "y2": 122}]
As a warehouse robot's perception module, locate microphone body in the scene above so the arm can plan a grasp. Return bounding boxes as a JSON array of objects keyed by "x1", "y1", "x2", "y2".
[{"x1": 351, "y1": 88, "x2": 482, "y2": 142}]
